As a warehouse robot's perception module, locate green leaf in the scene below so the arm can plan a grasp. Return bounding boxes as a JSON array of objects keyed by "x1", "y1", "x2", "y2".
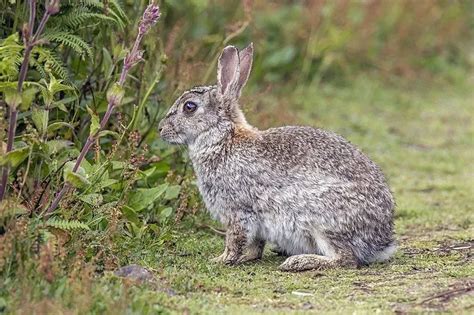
[
  {"x1": 138, "y1": 166, "x2": 156, "y2": 179},
  {"x1": 87, "y1": 105, "x2": 100, "y2": 136},
  {"x1": 48, "y1": 77, "x2": 75, "y2": 96},
  {"x1": 148, "y1": 223, "x2": 160, "y2": 235},
  {"x1": 63, "y1": 161, "x2": 90, "y2": 188},
  {"x1": 4, "y1": 88, "x2": 21, "y2": 109},
  {"x1": 0, "y1": 146, "x2": 29, "y2": 167},
  {"x1": 160, "y1": 207, "x2": 173, "y2": 221},
  {"x1": 79, "y1": 193, "x2": 103, "y2": 206},
  {"x1": 102, "y1": 47, "x2": 113, "y2": 77},
  {"x1": 31, "y1": 107, "x2": 49, "y2": 135},
  {"x1": 99, "y1": 178, "x2": 118, "y2": 188},
  {"x1": 164, "y1": 185, "x2": 181, "y2": 200},
  {"x1": 19, "y1": 86, "x2": 38, "y2": 111},
  {"x1": 122, "y1": 205, "x2": 140, "y2": 226},
  {"x1": 46, "y1": 140, "x2": 73, "y2": 155},
  {"x1": 127, "y1": 183, "x2": 168, "y2": 211},
  {"x1": 47, "y1": 122, "x2": 74, "y2": 133},
  {"x1": 97, "y1": 130, "x2": 120, "y2": 139},
  {"x1": 64, "y1": 171, "x2": 90, "y2": 189}
]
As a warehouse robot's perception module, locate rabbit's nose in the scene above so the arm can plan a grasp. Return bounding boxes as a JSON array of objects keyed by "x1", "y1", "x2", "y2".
[{"x1": 157, "y1": 120, "x2": 164, "y2": 133}]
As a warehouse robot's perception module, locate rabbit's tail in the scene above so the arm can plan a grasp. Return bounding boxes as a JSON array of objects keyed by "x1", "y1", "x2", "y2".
[{"x1": 366, "y1": 242, "x2": 397, "y2": 263}]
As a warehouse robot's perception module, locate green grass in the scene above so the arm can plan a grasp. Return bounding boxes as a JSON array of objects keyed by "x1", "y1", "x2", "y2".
[{"x1": 4, "y1": 76, "x2": 474, "y2": 314}]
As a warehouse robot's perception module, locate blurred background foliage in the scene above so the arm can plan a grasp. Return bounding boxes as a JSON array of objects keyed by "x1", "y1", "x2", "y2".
[{"x1": 0, "y1": 0, "x2": 473, "y2": 312}]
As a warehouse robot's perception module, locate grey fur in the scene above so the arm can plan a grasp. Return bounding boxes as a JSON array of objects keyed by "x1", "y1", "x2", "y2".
[{"x1": 158, "y1": 44, "x2": 395, "y2": 271}]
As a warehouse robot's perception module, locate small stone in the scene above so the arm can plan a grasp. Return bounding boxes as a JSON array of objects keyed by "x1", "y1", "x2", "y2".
[
  {"x1": 302, "y1": 302, "x2": 314, "y2": 310},
  {"x1": 114, "y1": 264, "x2": 154, "y2": 282}
]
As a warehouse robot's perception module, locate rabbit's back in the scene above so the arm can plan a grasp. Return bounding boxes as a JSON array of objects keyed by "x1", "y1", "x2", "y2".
[{"x1": 254, "y1": 126, "x2": 387, "y2": 185}]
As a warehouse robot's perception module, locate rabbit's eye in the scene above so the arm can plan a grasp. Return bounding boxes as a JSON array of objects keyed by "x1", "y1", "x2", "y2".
[{"x1": 183, "y1": 101, "x2": 197, "y2": 113}]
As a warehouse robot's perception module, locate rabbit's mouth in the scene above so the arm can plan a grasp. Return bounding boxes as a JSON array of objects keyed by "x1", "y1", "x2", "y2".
[{"x1": 160, "y1": 128, "x2": 185, "y2": 145}]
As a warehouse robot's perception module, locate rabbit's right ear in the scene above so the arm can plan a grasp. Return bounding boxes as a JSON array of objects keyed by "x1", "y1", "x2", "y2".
[
  {"x1": 236, "y1": 43, "x2": 253, "y2": 94},
  {"x1": 217, "y1": 46, "x2": 240, "y2": 101}
]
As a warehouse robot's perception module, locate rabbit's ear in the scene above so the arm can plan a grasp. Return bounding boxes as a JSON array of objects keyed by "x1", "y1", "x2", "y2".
[
  {"x1": 217, "y1": 46, "x2": 240, "y2": 98},
  {"x1": 236, "y1": 43, "x2": 253, "y2": 93}
]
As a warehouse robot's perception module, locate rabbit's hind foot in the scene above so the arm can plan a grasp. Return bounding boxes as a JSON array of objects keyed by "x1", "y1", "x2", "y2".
[
  {"x1": 278, "y1": 254, "x2": 357, "y2": 272},
  {"x1": 212, "y1": 240, "x2": 265, "y2": 265}
]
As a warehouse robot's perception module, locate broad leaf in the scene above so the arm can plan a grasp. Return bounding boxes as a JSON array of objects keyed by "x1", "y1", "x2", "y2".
[
  {"x1": 164, "y1": 185, "x2": 181, "y2": 200},
  {"x1": 4, "y1": 88, "x2": 21, "y2": 109},
  {"x1": 19, "y1": 86, "x2": 38, "y2": 111},
  {"x1": 122, "y1": 205, "x2": 140, "y2": 225},
  {"x1": 45, "y1": 140, "x2": 73, "y2": 156},
  {"x1": 0, "y1": 146, "x2": 29, "y2": 167},
  {"x1": 127, "y1": 184, "x2": 168, "y2": 211},
  {"x1": 47, "y1": 122, "x2": 74, "y2": 133},
  {"x1": 160, "y1": 207, "x2": 173, "y2": 221},
  {"x1": 31, "y1": 107, "x2": 49, "y2": 135},
  {"x1": 63, "y1": 161, "x2": 90, "y2": 188}
]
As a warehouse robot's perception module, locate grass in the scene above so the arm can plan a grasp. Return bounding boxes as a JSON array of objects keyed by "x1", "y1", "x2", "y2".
[{"x1": 5, "y1": 75, "x2": 474, "y2": 314}]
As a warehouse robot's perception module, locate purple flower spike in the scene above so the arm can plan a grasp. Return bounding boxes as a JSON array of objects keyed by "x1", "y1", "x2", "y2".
[
  {"x1": 118, "y1": 4, "x2": 160, "y2": 86},
  {"x1": 139, "y1": 4, "x2": 161, "y2": 35}
]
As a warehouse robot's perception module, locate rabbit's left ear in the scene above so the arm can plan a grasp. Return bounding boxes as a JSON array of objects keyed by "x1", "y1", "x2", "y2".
[{"x1": 236, "y1": 43, "x2": 254, "y2": 94}]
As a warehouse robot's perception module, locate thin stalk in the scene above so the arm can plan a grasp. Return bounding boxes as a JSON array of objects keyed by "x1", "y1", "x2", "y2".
[
  {"x1": 131, "y1": 68, "x2": 163, "y2": 131},
  {"x1": 12, "y1": 0, "x2": 23, "y2": 33},
  {"x1": 17, "y1": 145, "x2": 34, "y2": 199}
]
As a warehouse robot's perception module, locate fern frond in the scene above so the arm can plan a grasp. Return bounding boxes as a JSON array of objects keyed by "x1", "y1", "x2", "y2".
[
  {"x1": 47, "y1": 218, "x2": 90, "y2": 231},
  {"x1": 0, "y1": 34, "x2": 23, "y2": 81},
  {"x1": 105, "y1": 9, "x2": 126, "y2": 29},
  {"x1": 62, "y1": 0, "x2": 104, "y2": 9},
  {"x1": 42, "y1": 31, "x2": 93, "y2": 61},
  {"x1": 79, "y1": 0, "x2": 104, "y2": 10},
  {"x1": 55, "y1": 9, "x2": 120, "y2": 29},
  {"x1": 31, "y1": 59, "x2": 48, "y2": 79},
  {"x1": 109, "y1": 0, "x2": 129, "y2": 25},
  {"x1": 32, "y1": 47, "x2": 69, "y2": 80}
]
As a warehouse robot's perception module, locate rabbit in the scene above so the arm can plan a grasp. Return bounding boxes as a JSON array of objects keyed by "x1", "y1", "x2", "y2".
[{"x1": 158, "y1": 43, "x2": 396, "y2": 271}]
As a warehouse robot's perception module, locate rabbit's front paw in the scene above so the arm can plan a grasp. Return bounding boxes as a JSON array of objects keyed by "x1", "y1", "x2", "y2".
[
  {"x1": 211, "y1": 251, "x2": 244, "y2": 265},
  {"x1": 211, "y1": 250, "x2": 241, "y2": 265},
  {"x1": 211, "y1": 249, "x2": 229, "y2": 263},
  {"x1": 212, "y1": 250, "x2": 261, "y2": 265}
]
